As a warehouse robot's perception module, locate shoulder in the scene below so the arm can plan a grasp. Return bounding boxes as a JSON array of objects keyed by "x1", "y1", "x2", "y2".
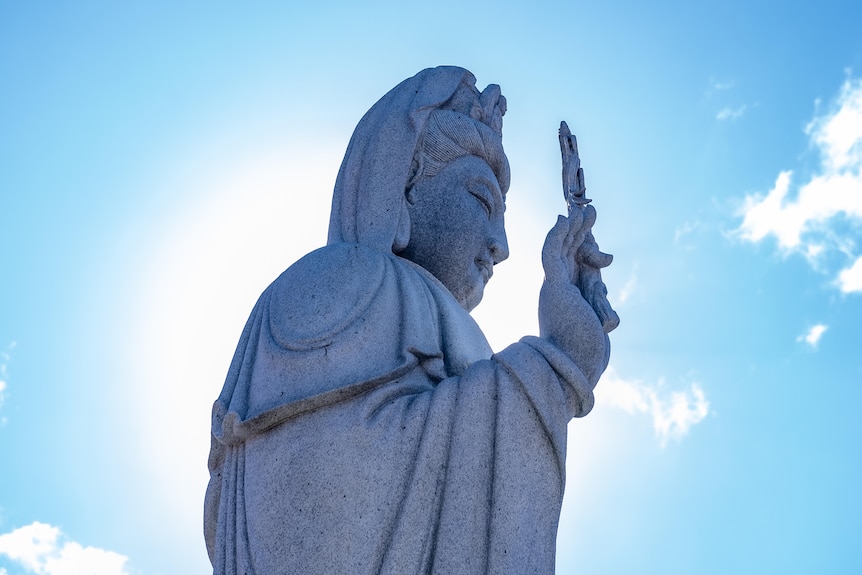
[
  {"x1": 266, "y1": 243, "x2": 404, "y2": 349},
  {"x1": 275, "y1": 242, "x2": 389, "y2": 293}
]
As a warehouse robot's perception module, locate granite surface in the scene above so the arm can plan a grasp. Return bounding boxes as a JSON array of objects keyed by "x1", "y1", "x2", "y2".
[{"x1": 205, "y1": 66, "x2": 616, "y2": 574}]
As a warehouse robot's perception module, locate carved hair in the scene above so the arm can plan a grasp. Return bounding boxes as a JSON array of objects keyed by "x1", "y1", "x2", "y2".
[{"x1": 407, "y1": 83, "x2": 510, "y2": 195}]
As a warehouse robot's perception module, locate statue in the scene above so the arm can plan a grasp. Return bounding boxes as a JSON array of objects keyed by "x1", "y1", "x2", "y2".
[{"x1": 205, "y1": 66, "x2": 617, "y2": 574}]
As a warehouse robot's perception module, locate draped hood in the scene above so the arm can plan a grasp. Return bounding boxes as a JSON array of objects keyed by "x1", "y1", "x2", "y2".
[{"x1": 327, "y1": 66, "x2": 475, "y2": 253}]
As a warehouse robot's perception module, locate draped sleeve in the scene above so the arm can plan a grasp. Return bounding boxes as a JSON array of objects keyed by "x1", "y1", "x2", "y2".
[{"x1": 205, "y1": 243, "x2": 594, "y2": 574}]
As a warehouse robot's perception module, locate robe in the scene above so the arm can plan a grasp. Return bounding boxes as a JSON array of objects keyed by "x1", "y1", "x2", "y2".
[{"x1": 205, "y1": 241, "x2": 594, "y2": 574}]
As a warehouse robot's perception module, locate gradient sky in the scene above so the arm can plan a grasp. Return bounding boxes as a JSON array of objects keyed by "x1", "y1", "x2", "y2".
[{"x1": 2, "y1": 2, "x2": 862, "y2": 574}]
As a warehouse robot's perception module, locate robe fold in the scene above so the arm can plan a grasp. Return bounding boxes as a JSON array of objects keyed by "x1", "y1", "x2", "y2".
[{"x1": 205, "y1": 242, "x2": 594, "y2": 574}]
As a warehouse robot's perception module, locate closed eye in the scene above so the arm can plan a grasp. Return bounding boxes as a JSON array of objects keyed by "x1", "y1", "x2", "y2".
[{"x1": 469, "y1": 184, "x2": 494, "y2": 217}]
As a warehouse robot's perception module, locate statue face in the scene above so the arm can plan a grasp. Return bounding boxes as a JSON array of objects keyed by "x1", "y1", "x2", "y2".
[{"x1": 401, "y1": 155, "x2": 509, "y2": 311}]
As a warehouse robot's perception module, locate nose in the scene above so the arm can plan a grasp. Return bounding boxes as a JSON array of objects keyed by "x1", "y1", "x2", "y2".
[{"x1": 489, "y1": 223, "x2": 509, "y2": 265}]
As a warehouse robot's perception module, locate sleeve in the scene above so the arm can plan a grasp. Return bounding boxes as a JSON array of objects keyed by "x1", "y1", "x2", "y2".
[
  {"x1": 376, "y1": 336, "x2": 595, "y2": 575},
  {"x1": 211, "y1": 242, "x2": 445, "y2": 446}
]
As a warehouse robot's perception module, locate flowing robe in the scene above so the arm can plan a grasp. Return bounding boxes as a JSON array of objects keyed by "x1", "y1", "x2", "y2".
[{"x1": 205, "y1": 242, "x2": 594, "y2": 574}]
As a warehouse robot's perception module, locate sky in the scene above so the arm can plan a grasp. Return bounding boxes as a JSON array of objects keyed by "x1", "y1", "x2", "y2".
[{"x1": 1, "y1": 1, "x2": 861, "y2": 573}]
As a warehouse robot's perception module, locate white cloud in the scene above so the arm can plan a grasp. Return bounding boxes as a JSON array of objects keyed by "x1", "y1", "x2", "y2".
[
  {"x1": 736, "y1": 75, "x2": 862, "y2": 290},
  {"x1": 737, "y1": 170, "x2": 803, "y2": 248},
  {"x1": 807, "y1": 76, "x2": 862, "y2": 172},
  {"x1": 838, "y1": 255, "x2": 862, "y2": 293},
  {"x1": 596, "y1": 367, "x2": 710, "y2": 446},
  {"x1": 0, "y1": 522, "x2": 129, "y2": 575},
  {"x1": 797, "y1": 324, "x2": 828, "y2": 348},
  {"x1": 716, "y1": 104, "x2": 747, "y2": 121}
]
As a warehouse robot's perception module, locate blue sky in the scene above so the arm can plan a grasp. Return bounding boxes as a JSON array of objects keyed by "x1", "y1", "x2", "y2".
[{"x1": 2, "y1": 1, "x2": 861, "y2": 573}]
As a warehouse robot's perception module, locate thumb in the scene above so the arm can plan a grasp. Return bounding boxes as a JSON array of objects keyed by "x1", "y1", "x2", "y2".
[{"x1": 542, "y1": 215, "x2": 570, "y2": 283}]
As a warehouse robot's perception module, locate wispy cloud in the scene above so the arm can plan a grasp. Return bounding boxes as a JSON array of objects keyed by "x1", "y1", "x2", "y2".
[
  {"x1": 735, "y1": 74, "x2": 862, "y2": 292},
  {"x1": 674, "y1": 219, "x2": 701, "y2": 243},
  {"x1": 707, "y1": 77, "x2": 735, "y2": 95},
  {"x1": 674, "y1": 218, "x2": 712, "y2": 252},
  {"x1": 706, "y1": 77, "x2": 750, "y2": 121},
  {"x1": 0, "y1": 522, "x2": 130, "y2": 575},
  {"x1": 596, "y1": 367, "x2": 710, "y2": 447},
  {"x1": 0, "y1": 342, "x2": 14, "y2": 426},
  {"x1": 616, "y1": 264, "x2": 638, "y2": 304},
  {"x1": 797, "y1": 324, "x2": 828, "y2": 347},
  {"x1": 716, "y1": 104, "x2": 748, "y2": 122}
]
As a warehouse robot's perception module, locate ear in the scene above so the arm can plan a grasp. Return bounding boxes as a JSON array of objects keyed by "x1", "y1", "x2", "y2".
[
  {"x1": 405, "y1": 183, "x2": 418, "y2": 205},
  {"x1": 392, "y1": 197, "x2": 411, "y2": 252}
]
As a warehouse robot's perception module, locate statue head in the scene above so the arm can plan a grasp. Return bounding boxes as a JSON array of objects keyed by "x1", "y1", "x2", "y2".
[{"x1": 328, "y1": 66, "x2": 510, "y2": 311}]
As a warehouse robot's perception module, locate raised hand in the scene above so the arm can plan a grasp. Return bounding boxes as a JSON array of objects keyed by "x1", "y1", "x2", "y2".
[
  {"x1": 539, "y1": 208, "x2": 613, "y2": 387},
  {"x1": 574, "y1": 207, "x2": 620, "y2": 334}
]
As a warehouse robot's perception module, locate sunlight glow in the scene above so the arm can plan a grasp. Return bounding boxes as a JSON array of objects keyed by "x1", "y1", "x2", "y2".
[{"x1": 127, "y1": 142, "x2": 343, "y2": 535}]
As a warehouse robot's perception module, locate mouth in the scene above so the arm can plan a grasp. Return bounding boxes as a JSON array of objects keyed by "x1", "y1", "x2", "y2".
[{"x1": 476, "y1": 259, "x2": 493, "y2": 285}]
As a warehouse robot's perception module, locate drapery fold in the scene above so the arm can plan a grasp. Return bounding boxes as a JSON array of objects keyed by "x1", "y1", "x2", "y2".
[{"x1": 206, "y1": 244, "x2": 593, "y2": 574}]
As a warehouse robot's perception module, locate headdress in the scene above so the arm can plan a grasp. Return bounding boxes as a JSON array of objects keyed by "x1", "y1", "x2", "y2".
[{"x1": 327, "y1": 66, "x2": 507, "y2": 253}]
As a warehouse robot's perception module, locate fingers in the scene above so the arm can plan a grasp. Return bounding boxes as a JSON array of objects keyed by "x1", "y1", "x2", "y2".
[
  {"x1": 577, "y1": 233, "x2": 614, "y2": 268},
  {"x1": 568, "y1": 218, "x2": 590, "y2": 256},
  {"x1": 544, "y1": 208, "x2": 595, "y2": 285},
  {"x1": 545, "y1": 208, "x2": 611, "y2": 284},
  {"x1": 566, "y1": 217, "x2": 593, "y2": 282},
  {"x1": 590, "y1": 250, "x2": 614, "y2": 268},
  {"x1": 582, "y1": 204, "x2": 597, "y2": 229},
  {"x1": 542, "y1": 215, "x2": 570, "y2": 284},
  {"x1": 578, "y1": 267, "x2": 620, "y2": 334}
]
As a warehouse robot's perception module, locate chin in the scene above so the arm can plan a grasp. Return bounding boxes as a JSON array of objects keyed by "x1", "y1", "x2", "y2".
[
  {"x1": 460, "y1": 284, "x2": 485, "y2": 312},
  {"x1": 445, "y1": 271, "x2": 486, "y2": 312}
]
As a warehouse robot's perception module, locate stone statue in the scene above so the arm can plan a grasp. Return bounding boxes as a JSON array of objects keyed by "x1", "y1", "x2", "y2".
[{"x1": 205, "y1": 66, "x2": 617, "y2": 575}]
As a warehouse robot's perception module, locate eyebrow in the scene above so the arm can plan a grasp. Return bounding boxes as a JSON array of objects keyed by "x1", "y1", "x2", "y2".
[
  {"x1": 472, "y1": 176, "x2": 504, "y2": 204},
  {"x1": 473, "y1": 176, "x2": 506, "y2": 213}
]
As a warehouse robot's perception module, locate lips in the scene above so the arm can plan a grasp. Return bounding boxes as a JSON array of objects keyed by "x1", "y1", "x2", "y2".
[{"x1": 476, "y1": 259, "x2": 493, "y2": 284}]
